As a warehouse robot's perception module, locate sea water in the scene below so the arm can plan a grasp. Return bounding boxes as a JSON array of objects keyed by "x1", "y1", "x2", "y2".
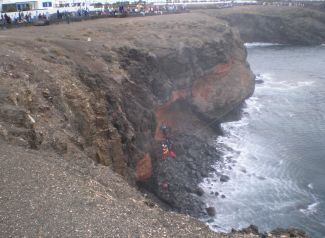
[{"x1": 201, "y1": 44, "x2": 325, "y2": 237}]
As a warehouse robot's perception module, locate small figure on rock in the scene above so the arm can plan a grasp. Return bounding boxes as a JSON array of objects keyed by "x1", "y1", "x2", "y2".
[
  {"x1": 161, "y1": 142, "x2": 176, "y2": 160},
  {"x1": 160, "y1": 123, "x2": 171, "y2": 138}
]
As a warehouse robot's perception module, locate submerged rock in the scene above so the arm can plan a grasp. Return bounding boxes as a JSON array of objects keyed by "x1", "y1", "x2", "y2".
[
  {"x1": 196, "y1": 187, "x2": 205, "y2": 196},
  {"x1": 206, "y1": 207, "x2": 216, "y2": 217},
  {"x1": 220, "y1": 175, "x2": 230, "y2": 182}
]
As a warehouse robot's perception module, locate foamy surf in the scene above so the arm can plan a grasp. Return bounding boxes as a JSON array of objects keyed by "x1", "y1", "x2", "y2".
[
  {"x1": 201, "y1": 44, "x2": 325, "y2": 237},
  {"x1": 256, "y1": 73, "x2": 273, "y2": 81},
  {"x1": 258, "y1": 79, "x2": 315, "y2": 91},
  {"x1": 299, "y1": 202, "x2": 319, "y2": 216},
  {"x1": 244, "y1": 42, "x2": 282, "y2": 48}
]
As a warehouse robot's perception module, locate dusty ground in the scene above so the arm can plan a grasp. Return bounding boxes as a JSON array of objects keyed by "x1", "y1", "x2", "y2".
[{"x1": 0, "y1": 140, "x2": 221, "y2": 237}]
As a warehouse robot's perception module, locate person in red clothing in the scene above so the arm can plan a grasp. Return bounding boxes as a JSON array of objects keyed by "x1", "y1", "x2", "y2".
[{"x1": 161, "y1": 142, "x2": 176, "y2": 160}]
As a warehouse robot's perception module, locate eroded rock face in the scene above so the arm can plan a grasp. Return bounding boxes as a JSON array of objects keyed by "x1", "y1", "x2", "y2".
[
  {"x1": 0, "y1": 13, "x2": 254, "y2": 216},
  {"x1": 208, "y1": 6, "x2": 325, "y2": 45}
]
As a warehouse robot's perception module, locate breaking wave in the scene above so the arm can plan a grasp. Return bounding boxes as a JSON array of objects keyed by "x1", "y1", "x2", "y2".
[
  {"x1": 256, "y1": 73, "x2": 315, "y2": 91},
  {"x1": 244, "y1": 42, "x2": 282, "y2": 48},
  {"x1": 299, "y1": 201, "x2": 319, "y2": 216},
  {"x1": 202, "y1": 45, "x2": 325, "y2": 237}
]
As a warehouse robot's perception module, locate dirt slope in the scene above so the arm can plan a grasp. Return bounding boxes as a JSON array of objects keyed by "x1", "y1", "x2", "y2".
[{"x1": 0, "y1": 142, "x2": 220, "y2": 237}]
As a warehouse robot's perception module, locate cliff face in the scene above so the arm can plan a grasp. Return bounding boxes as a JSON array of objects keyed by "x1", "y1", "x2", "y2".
[
  {"x1": 0, "y1": 13, "x2": 254, "y2": 215},
  {"x1": 0, "y1": 9, "x2": 314, "y2": 237},
  {"x1": 204, "y1": 6, "x2": 325, "y2": 45}
]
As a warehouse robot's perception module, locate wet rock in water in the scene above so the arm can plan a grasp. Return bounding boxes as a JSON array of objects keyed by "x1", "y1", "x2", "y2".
[
  {"x1": 195, "y1": 187, "x2": 204, "y2": 196},
  {"x1": 270, "y1": 227, "x2": 307, "y2": 237},
  {"x1": 221, "y1": 194, "x2": 226, "y2": 199},
  {"x1": 214, "y1": 192, "x2": 219, "y2": 196},
  {"x1": 220, "y1": 175, "x2": 230, "y2": 182},
  {"x1": 257, "y1": 176, "x2": 266, "y2": 180},
  {"x1": 207, "y1": 218, "x2": 214, "y2": 223},
  {"x1": 255, "y1": 79, "x2": 264, "y2": 84},
  {"x1": 242, "y1": 225, "x2": 259, "y2": 234},
  {"x1": 212, "y1": 224, "x2": 221, "y2": 229},
  {"x1": 206, "y1": 207, "x2": 216, "y2": 217},
  {"x1": 240, "y1": 167, "x2": 247, "y2": 173}
]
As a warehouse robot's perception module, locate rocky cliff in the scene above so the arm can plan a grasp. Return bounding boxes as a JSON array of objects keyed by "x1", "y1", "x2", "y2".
[
  {"x1": 0, "y1": 12, "x2": 255, "y2": 218},
  {"x1": 203, "y1": 6, "x2": 325, "y2": 45},
  {"x1": 0, "y1": 7, "x2": 313, "y2": 237}
]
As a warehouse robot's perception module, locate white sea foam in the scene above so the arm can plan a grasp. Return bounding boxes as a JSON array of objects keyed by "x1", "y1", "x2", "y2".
[
  {"x1": 260, "y1": 80, "x2": 315, "y2": 91},
  {"x1": 255, "y1": 72, "x2": 315, "y2": 90},
  {"x1": 244, "y1": 42, "x2": 282, "y2": 48},
  {"x1": 256, "y1": 73, "x2": 273, "y2": 81},
  {"x1": 299, "y1": 202, "x2": 319, "y2": 215},
  {"x1": 296, "y1": 81, "x2": 315, "y2": 87},
  {"x1": 202, "y1": 45, "x2": 325, "y2": 236},
  {"x1": 245, "y1": 97, "x2": 263, "y2": 113}
]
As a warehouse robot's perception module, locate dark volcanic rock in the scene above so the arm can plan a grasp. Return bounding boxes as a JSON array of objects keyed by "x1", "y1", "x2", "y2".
[
  {"x1": 211, "y1": 6, "x2": 325, "y2": 45},
  {"x1": 196, "y1": 187, "x2": 205, "y2": 196},
  {"x1": 206, "y1": 207, "x2": 217, "y2": 217},
  {"x1": 220, "y1": 174, "x2": 230, "y2": 182},
  {"x1": 270, "y1": 227, "x2": 307, "y2": 237}
]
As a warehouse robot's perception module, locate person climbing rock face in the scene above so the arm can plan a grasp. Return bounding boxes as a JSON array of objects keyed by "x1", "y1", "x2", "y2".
[
  {"x1": 160, "y1": 123, "x2": 169, "y2": 138},
  {"x1": 161, "y1": 143, "x2": 169, "y2": 160},
  {"x1": 161, "y1": 142, "x2": 176, "y2": 160}
]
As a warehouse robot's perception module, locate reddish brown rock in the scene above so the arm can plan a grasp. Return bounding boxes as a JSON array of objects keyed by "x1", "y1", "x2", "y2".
[{"x1": 136, "y1": 153, "x2": 152, "y2": 181}]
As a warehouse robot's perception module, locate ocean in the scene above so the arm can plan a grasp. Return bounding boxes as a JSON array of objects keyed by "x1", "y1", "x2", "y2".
[{"x1": 201, "y1": 44, "x2": 325, "y2": 237}]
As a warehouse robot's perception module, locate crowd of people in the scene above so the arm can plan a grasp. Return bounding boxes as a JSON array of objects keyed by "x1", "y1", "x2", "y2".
[
  {"x1": 0, "y1": 10, "x2": 46, "y2": 25},
  {"x1": 0, "y1": 4, "x2": 187, "y2": 28},
  {"x1": 1, "y1": 11, "x2": 33, "y2": 24}
]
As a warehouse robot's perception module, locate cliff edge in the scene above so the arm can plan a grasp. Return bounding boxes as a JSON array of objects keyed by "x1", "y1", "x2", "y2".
[{"x1": 202, "y1": 6, "x2": 325, "y2": 45}]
